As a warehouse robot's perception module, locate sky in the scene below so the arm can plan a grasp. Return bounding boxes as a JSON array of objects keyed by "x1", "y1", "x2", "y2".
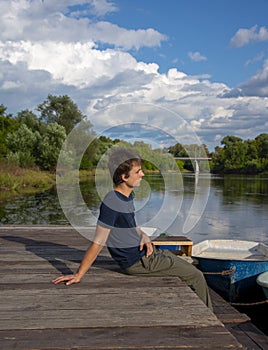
[{"x1": 1, "y1": 0, "x2": 268, "y2": 150}]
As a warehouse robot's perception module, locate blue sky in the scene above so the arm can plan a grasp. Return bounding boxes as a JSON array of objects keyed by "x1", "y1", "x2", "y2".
[
  {"x1": 110, "y1": 0, "x2": 268, "y2": 87},
  {"x1": 1, "y1": 0, "x2": 268, "y2": 150}
]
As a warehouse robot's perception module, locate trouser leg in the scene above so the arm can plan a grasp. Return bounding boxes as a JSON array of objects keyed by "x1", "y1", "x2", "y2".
[{"x1": 124, "y1": 247, "x2": 212, "y2": 310}]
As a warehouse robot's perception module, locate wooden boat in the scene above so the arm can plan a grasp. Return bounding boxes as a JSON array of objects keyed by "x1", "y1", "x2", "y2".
[
  {"x1": 257, "y1": 271, "x2": 268, "y2": 299},
  {"x1": 192, "y1": 239, "x2": 268, "y2": 302}
]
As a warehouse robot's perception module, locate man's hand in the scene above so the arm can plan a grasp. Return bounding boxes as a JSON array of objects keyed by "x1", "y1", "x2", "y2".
[
  {"x1": 52, "y1": 273, "x2": 81, "y2": 286},
  {"x1": 139, "y1": 233, "x2": 153, "y2": 257},
  {"x1": 51, "y1": 226, "x2": 110, "y2": 287}
]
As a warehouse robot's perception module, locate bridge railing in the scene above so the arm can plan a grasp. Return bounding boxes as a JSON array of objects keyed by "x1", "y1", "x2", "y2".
[{"x1": 174, "y1": 157, "x2": 212, "y2": 161}]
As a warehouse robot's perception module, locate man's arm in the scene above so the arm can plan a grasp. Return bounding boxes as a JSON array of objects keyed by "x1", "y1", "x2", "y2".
[
  {"x1": 52, "y1": 225, "x2": 110, "y2": 285},
  {"x1": 136, "y1": 227, "x2": 153, "y2": 257}
]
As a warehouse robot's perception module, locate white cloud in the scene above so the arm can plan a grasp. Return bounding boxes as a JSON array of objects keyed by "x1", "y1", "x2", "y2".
[
  {"x1": 90, "y1": 0, "x2": 118, "y2": 17},
  {"x1": 238, "y1": 59, "x2": 268, "y2": 96},
  {"x1": 88, "y1": 21, "x2": 167, "y2": 50},
  {"x1": 230, "y1": 25, "x2": 268, "y2": 47},
  {"x1": 1, "y1": 38, "x2": 268, "y2": 149},
  {"x1": 188, "y1": 51, "x2": 207, "y2": 62},
  {"x1": 245, "y1": 52, "x2": 264, "y2": 67},
  {"x1": 1, "y1": 0, "x2": 268, "y2": 150},
  {"x1": 0, "y1": 40, "x2": 148, "y2": 88},
  {"x1": 0, "y1": 0, "x2": 166, "y2": 50}
]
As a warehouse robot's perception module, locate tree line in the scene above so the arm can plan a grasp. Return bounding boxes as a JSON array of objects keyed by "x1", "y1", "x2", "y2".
[
  {"x1": 168, "y1": 134, "x2": 268, "y2": 174},
  {"x1": 1, "y1": 94, "x2": 268, "y2": 174},
  {"x1": 0, "y1": 95, "x2": 175, "y2": 172}
]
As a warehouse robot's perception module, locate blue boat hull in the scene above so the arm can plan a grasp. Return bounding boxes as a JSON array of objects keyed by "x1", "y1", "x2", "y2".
[{"x1": 195, "y1": 257, "x2": 268, "y2": 302}]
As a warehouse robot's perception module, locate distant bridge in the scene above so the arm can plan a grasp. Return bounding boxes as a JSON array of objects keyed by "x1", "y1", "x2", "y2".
[{"x1": 174, "y1": 157, "x2": 212, "y2": 161}]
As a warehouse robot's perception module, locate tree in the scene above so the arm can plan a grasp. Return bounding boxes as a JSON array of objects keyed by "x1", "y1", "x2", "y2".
[
  {"x1": 168, "y1": 143, "x2": 187, "y2": 157},
  {"x1": 37, "y1": 123, "x2": 67, "y2": 170},
  {"x1": 6, "y1": 124, "x2": 40, "y2": 167},
  {"x1": 0, "y1": 105, "x2": 19, "y2": 158},
  {"x1": 61, "y1": 119, "x2": 97, "y2": 169},
  {"x1": 17, "y1": 109, "x2": 43, "y2": 133},
  {"x1": 210, "y1": 134, "x2": 268, "y2": 174},
  {"x1": 220, "y1": 136, "x2": 247, "y2": 173},
  {"x1": 255, "y1": 133, "x2": 268, "y2": 159},
  {"x1": 37, "y1": 95, "x2": 85, "y2": 134}
]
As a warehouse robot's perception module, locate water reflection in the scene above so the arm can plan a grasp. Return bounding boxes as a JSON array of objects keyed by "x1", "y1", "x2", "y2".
[
  {"x1": 190, "y1": 175, "x2": 268, "y2": 244},
  {"x1": 0, "y1": 186, "x2": 67, "y2": 225},
  {"x1": 214, "y1": 175, "x2": 268, "y2": 205}
]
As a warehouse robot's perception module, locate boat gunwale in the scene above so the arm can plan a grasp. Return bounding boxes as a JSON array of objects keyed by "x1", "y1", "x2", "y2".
[
  {"x1": 257, "y1": 271, "x2": 268, "y2": 288},
  {"x1": 192, "y1": 239, "x2": 268, "y2": 262}
]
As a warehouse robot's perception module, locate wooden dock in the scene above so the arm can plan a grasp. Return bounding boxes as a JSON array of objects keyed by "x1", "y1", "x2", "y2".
[{"x1": 0, "y1": 226, "x2": 267, "y2": 350}]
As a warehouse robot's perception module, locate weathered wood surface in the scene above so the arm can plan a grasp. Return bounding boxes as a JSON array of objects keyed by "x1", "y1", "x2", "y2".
[
  {"x1": 0, "y1": 226, "x2": 248, "y2": 349},
  {"x1": 210, "y1": 288, "x2": 268, "y2": 350}
]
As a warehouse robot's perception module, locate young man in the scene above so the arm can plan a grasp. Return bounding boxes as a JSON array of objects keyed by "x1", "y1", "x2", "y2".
[{"x1": 52, "y1": 148, "x2": 212, "y2": 310}]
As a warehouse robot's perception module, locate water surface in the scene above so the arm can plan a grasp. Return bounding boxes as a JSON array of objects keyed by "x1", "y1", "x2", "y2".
[{"x1": 1, "y1": 173, "x2": 268, "y2": 245}]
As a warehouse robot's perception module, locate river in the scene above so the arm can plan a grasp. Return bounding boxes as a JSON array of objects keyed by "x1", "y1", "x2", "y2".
[{"x1": 1, "y1": 173, "x2": 268, "y2": 245}]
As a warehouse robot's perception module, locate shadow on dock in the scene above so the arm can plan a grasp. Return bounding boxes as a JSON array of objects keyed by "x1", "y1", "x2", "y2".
[{"x1": 2, "y1": 235, "x2": 118, "y2": 275}]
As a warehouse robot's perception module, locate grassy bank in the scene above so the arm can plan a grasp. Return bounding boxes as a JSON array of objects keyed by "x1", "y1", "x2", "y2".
[
  {"x1": 0, "y1": 162, "x2": 56, "y2": 199},
  {"x1": 0, "y1": 162, "x2": 98, "y2": 201}
]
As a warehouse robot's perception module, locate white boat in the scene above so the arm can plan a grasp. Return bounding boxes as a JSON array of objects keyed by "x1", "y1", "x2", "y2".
[
  {"x1": 257, "y1": 271, "x2": 268, "y2": 299},
  {"x1": 192, "y1": 239, "x2": 268, "y2": 302}
]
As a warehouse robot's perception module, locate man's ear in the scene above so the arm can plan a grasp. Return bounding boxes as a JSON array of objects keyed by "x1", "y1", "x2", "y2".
[{"x1": 122, "y1": 173, "x2": 129, "y2": 182}]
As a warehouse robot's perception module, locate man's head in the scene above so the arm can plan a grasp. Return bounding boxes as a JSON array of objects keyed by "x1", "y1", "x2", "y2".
[{"x1": 108, "y1": 147, "x2": 143, "y2": 186}]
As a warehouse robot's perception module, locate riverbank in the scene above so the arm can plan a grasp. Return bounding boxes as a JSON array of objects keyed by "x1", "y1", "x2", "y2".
[
  {"x1": 0, "y1": 163, "x2": 97, "y2": 200},
  {"x1": 0, "y1": 163, "x2": 55, "y2": 199}
]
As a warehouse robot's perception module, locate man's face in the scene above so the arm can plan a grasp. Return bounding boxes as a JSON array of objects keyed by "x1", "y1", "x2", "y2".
[{"x1": 127, "y1": 163, "x2": 144, "y2": 187}]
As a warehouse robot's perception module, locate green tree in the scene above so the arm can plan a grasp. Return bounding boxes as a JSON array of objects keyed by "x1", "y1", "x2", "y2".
[
  {"x1": 0, "y1": 105, "x2": 19, "y2": 158},
  {"x1": 60, "y1": 119, "x2": 97, "y2": 169},
  {"x1": 168, "y1": 143, "x2": 187, "y2": 157},
  {"x1": 210, "y1": 146, "x2": 225, "y2": 173},
  {"x1": 220, "y1": 136, "x2": 247, "y2": 173},
  {"x1": 17, "y1": 109, "x2": 43, "y2": 133},
  {"x1": 210, "y1": 134, "x2": 268, "y2": 174},
  {"x1": 37, "y1": 95, "x2": 85, "y2": 134},
  {"x1": 255, "y1": 133, "x2": 268, "y2": 159},
  {"x1": 37, "y1": 123, "x2": 67, "y2": 170},
  {"x1": 6, "y1": 124, "x2": 40, "y2": 167},
  {"x1": 85, "y1": 135, "x2": 117, "y2": 168},
  {"x1": 243, "y1": 139, "x2": 259, "y2": 174}
]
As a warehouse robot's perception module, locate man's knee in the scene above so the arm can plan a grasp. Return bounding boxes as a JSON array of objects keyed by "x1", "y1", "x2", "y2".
[{"x1": 195, "y1": 267, "x2": 206, "y2": 281}]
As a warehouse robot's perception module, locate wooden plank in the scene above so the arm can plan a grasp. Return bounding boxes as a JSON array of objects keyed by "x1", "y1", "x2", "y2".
[
  {"x1": 232, "y1": 322, "x2": 268, "y2": 350},
  {"x1": 0, "y1": 226, "x2": 96, "y2": 247},
  {"x1": 210, "y1": 289, "x2": 250, "y2": 324},
  {"x1": 152, "y1": 235, "x2": 193, "y2": 256},
  {"x1": 0, "y1": 275, "x2": 219, "y2": 330},
  {"x1": 224, "y1": 322, "x2": 268, "y2": 350},
  {"x1": 152, "y1": 235, "x2": 193, "y2": 243},
  {"x1": 210, "y1": 288, "x2": 268, "y2": 350},
  {"x1": 0, "y1": 326, "x2": 243, "y2": 350},
  {"x1": 0, "y1": 288, "x2": 199, "y2": 310}
]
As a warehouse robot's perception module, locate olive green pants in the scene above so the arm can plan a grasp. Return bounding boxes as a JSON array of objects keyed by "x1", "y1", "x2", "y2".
[{"x1": 123, "y1": 247, "x2": 212, "y2": 310}]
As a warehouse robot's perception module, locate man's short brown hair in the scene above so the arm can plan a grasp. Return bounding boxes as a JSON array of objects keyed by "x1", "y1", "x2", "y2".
[{"x1": 108, "y1": 147, "x2": 142, "y2": 185}]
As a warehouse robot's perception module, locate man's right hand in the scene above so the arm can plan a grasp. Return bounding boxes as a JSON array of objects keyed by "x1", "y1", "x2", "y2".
[{"x1": 52, "y1": 274, "x2": 81, "y2": 286}]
